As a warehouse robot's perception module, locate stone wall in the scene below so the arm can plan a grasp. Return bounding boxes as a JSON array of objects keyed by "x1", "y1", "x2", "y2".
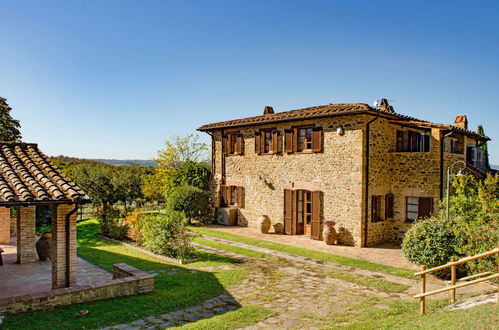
[
  {"x1": 210, "y1": 113, "x2": 480, "y2": 247},
  {"x1": 0, "y1": 263, "x2": 154, "y2": 314},
  {"x1": 212, "y1": 115, "x2": 366, "y2": 246}
]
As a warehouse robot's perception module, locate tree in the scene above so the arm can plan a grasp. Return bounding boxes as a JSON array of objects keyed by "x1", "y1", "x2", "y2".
[
  {"x1": 0, "y1": 97, "x2": 22, "y2": 141},
  {"x1": 476, "y1": 125, "x2": 490, "y2": 169},
  {"x1": 164, "y1": 160, "x2": 211, "y2": 194},
  {"x1": 154, "y1": 134, "x2": 209, "y2": 170}
]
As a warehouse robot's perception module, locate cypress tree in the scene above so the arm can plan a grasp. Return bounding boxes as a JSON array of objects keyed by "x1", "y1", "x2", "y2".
[
  {"x1": 0, "y1": 97, "x2": 22, "y2": 142},
  {"x1": 476, "y1": 125, "x2": 489, "y2": 169}
]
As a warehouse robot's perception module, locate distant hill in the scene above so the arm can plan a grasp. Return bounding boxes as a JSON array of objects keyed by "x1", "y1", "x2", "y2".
[
  {"x1": 50, "y1": 155, "x2": 157, "y2": 167},
  {"x1": 91, "y1": 159, "x2": 158, "y2": 167}
]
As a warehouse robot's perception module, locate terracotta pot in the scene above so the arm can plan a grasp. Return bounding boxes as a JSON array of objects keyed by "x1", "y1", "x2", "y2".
[
  {"x1": 36, "y1": 233, "x2": 51, "y2": 261},
  {"x1": 258, "y1": 215, "x2": 271, "y2": 234},
  {"x1": 273, "y1": 223, "x2": 283, "y2": 234},
  {"x1": 323, "y1": 226, "x2": 336, "y2": 245}
]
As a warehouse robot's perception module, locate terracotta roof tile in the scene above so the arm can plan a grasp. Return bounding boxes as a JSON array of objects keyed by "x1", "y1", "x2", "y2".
[
  {"x1": 197, "y1": 103, "x2": 489, "y2": 140},
  {"x1": 0, "y1": 142, "x2": 90, "y2": 205}
]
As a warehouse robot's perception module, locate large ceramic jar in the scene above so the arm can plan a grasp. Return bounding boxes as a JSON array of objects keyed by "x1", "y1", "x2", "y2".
[
  {"x1": 323, "y1": 226, "x2": 337, "y2": 245},
  {"x1": 36, "y1": 233, "x2": 52, "y2": 261},
  {"x1": 258, "y1": 215, "x2": 271, "y2": 234}
]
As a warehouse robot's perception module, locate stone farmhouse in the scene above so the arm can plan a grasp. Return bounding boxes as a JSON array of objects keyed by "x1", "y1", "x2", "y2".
[{"x1": 198, "y1": 99, "x2": 491, "y2": 247}]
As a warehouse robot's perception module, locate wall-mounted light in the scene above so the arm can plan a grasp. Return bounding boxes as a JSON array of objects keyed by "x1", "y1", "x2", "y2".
[{"x1": 336, "y1": 126, "x2": 345, "y2": 136}]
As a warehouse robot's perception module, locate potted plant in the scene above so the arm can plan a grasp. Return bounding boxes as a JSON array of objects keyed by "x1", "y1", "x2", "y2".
[{"x1": 323, "y1": 220, "x2": 337, "y2": 245}]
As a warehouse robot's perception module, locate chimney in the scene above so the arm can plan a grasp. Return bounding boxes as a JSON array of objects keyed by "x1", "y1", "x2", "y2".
[
  {"x1": 378, "y1": 98, "x2": 394, "y2": 112},
  {"x1": 454, "y1": 115, "x2": 468, "y2": 130},
  {"x1": 263, "y1": 106, "x2": 274, "y2": 115}
]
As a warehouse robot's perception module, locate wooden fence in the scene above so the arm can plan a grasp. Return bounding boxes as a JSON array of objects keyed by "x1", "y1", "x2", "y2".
[{"x1": 414, "y1": 245, "x2": 499, "y2": 315}]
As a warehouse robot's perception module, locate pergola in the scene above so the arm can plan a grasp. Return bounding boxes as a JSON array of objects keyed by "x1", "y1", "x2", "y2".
[{"x1": 0, "y1": 142, "x2": 90, "y2": 290}]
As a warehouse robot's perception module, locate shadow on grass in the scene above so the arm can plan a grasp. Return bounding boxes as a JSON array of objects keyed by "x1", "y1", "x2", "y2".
[{"x1": 2, "y1": 220, "x2": 245, "y2": 330}]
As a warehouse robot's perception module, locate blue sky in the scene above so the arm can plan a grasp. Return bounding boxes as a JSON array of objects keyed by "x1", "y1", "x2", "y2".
[{"x1": 1, "y1": 0, "x2": 498, "y2": 163}]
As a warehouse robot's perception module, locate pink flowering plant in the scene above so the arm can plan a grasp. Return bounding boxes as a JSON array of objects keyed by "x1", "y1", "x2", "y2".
[{"x1": 324, "y1": 220, "x2": 336, "y2": 229}]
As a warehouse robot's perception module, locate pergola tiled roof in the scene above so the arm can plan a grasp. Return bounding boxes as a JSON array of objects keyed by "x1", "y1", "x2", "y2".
[
  {"x1": 198, "y1": 103, "x2": 489, "y2": 141},
  {"x1": 0, "y1": 142, "x2": 90, "y2": 206}
]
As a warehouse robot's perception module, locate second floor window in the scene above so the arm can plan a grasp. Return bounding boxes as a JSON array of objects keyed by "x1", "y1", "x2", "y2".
[
  {"x1": 255, "y1": 129, "x2": 278, "y2": 154},
  {"x1": 222, "y1": 132, "x2": 244, "y2": 155},
  {"x1": 297, "y1": 127, "x2": 313, "y2": 151},
  {"x1": 396, "y1": 130, "x2": 430, "y2": 152},
  {"x1": 284, "y1": 126, "x2": 323, "y2": 153}
]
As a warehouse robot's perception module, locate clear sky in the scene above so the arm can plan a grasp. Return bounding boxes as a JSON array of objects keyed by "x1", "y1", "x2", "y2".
[{"x1": 1, "y1": 0, "x2": 498, "y2": 163}]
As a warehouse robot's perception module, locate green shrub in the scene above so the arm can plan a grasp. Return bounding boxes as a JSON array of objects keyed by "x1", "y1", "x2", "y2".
[
  {"x1": 167, "y1": 185, "x2": 212, "y2": 224},
  {"x1": 139, "y1": 210, "x2": 193, "y2": 260},
  {"x1": 401, "y1": 217, "x2": 459, "y2": 279},
  {"x1": 95, "y1": 205, "x2": 128, "y2": 239}
]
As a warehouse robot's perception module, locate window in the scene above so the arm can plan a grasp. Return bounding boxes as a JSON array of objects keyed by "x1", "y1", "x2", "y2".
[
  {"x1": 255, "y1": 129, "x2": 278, "y2": 154},
  {"x1": 371, "y1": 195, "x2": 383, "y2": 222},
  {"x1": 222, "y1": 132, "x2": 243, "y2": 155},
  {"x1": 406, "y1": 197, "x2": 433, "y2": 222},
  {"x1": 449, "y1": 139, "x2": 464, "y2": 154},
  {"x1": 220, "y1": 185, "x2": 245, "y2": 208},
  {"x1": 297, "y1": 127, "x2": 313, "y2": 152},
  {"x1": 395, "y1": 130, "x2": 430, "y2": 152},
  {"x1": 284, "y1": 126, "x2": 323, "y2": 153},
  {"x1": 385, "y1": 194, "x2": 394, "y2": 219}
]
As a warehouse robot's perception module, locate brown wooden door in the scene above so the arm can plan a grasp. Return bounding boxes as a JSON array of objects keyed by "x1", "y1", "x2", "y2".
[{"x1": 310, "y1": 191, "x2": 321, "y2": 240}]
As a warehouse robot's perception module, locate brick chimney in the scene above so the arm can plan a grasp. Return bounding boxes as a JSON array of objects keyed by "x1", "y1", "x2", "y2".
[
  {"x1": 378, "y1": 98, "x2": 394, "y2": 112},
  {"x1": 454, "y1": 115, "x2": 468, "y2": 130},
  {"x1": 263, "y1": 106, "x2": 274, "y2": 115}
]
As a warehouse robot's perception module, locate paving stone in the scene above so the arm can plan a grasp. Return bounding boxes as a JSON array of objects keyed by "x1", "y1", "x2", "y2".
[{"x1": 160, "y1": 322, "x2": 176, "y2": 328}]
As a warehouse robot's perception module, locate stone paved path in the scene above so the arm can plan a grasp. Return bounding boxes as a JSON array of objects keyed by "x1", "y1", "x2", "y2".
[
  {"x1": 106, "y1": 240, "x2": 412, "y2": 329},
  {"x1": 104, "y1": 234, "x2": 495, "y2": 329}
]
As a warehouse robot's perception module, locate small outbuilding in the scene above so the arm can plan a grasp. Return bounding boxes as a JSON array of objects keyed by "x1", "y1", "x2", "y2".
[{"x1": 0, "y1": 142, "x2": 90, "y2": 289}]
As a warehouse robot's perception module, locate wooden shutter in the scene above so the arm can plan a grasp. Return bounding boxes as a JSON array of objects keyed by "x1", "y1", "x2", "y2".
[
  {"x1": 385, "y1": 194, "x2": 394, "y2": 219},
  {"x1": 312, "y1": 127, "x2": 323, "y2": 153},
  {"x1": 284, "y1": 129, "x2": 293, "y2": 153},
  {"x1": 255, "y1": 131, "x2": 261, "y2": 155},
  {"x1": 293, "y1": 128, "x2": 298, "y2": 152},
  {"x1": 271, "y1": 130, "x2": 278, "y2": 154},
  {"x1": 222, "y1": 135, "x2": 228, "y2": 155},
  {"x1": 235, "y1": 133, "x2": 244, "y2": 155},
  {"x1": 284, "y1": 189, "x2": 293, "y2": 235},
  {"x1": 311, "y1": 191, "x2": 321, "y2": 240},
  {"x1": 409, "y1": 131, "x2": 418, "y2": 152},
  {"x1": 396, "y1": 130, "x2": 404, "y2": 152},
  {"x1": 423, "y1": 134, "x2": 430, "y2": 152},
  {"x1": 221, "y1": 185, "x2": 228, "y2": 206},
  {"x1": 237, "y1": 186, "x2": 245, "y2": 208},
  {"x1": 418, "y1": 197, "x2": 433, "y2": 219}
]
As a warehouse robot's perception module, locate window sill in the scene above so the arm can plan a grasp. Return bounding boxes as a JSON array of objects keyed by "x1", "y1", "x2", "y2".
[{"x1": 390, "y1": 151, "x2": 430, "y2": 154}]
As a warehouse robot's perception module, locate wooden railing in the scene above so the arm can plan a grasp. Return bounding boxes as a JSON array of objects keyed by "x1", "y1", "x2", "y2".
[{"x1": 414, "y1": 246, "x2": 499, "y2": 315}]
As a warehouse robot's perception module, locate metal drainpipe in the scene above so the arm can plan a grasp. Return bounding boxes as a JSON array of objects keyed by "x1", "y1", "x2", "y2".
[
  {"x1": 65, "y1": 204, "x2": 79, "y2": 287},
  {"x1": 363, "y1": 114, "x2": 380, "y2": 247}
]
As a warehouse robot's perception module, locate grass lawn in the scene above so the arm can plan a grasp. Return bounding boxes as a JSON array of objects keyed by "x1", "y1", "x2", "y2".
[
  {"x1": 178, "y1": 305, "x2": 277, "y2": 329},
  {"x1": 2, "y1": 220, "x2": 248, "y2": 330},
  {"x1": 188, "y1": 226, "x2": 415, "y2": 279},
  {"x1": 312, "y1": 295, "x2": 498, "y2": 329}
]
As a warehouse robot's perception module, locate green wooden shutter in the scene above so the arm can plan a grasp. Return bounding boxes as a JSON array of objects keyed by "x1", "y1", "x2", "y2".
[{"x1": 311, "y1": 191, "x2": 321, "y2": 240}]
